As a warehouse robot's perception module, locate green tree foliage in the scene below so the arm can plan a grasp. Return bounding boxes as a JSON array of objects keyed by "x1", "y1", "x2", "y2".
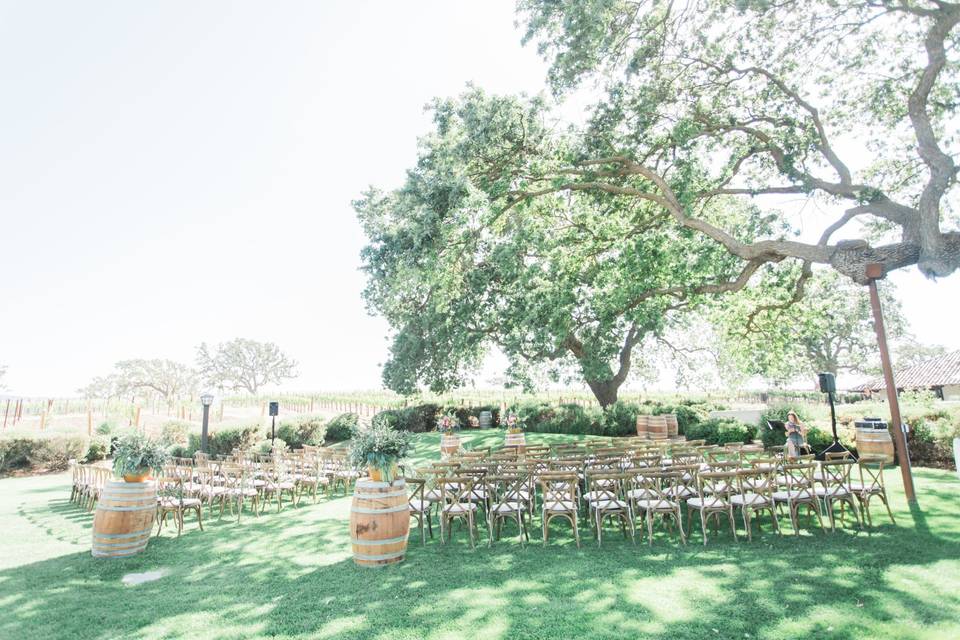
[
  {"x1": 356, "y1": 89, "x2": 775, "y2": 406},
  {"x1": 196, "y1": 338, "x2": 298, "y2": 395},
  {"x1": 514, "y1": 0, "x2": 960, "y2": 282},
  {"x1": 710, "y1": 268, "x2": 907, "y2": 384}
]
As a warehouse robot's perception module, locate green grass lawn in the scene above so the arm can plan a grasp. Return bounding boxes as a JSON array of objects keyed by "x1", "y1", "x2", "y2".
[{"x1": 1, "y1": 429, "x2": 959, "y2": 640}]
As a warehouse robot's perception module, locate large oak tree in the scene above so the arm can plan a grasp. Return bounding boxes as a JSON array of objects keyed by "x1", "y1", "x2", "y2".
[
  {"x1": 357, "y1": 90, "x2": 778, "y2": 406},
  {"x1": 514, "y1": 0, "x2": 959, "y2": 284}
]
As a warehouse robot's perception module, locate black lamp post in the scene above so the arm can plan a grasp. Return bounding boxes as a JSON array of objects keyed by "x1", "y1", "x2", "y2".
[{"x1": 200, "y1": 392, "x2": 214, "y2": 453}]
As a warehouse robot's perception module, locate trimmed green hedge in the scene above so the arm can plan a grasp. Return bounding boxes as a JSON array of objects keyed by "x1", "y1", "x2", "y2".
[
  {"x1": 367, "y1": 399, "x2": 710, "y2": 439},
  {"x1": 325, "y1": 413, "x2": 358, "y2": 442},
  {"x1": 685, "y1": 418, "x2": 756, "y2": 445},
  {"x1": 276, "y1": 414, "x2": 327, "y2": 448}
]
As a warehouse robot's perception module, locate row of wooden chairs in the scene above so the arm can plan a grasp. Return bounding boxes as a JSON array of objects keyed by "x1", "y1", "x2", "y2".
[{"x1": 405, "y1": 448, "x2": 895, "y2": 548}]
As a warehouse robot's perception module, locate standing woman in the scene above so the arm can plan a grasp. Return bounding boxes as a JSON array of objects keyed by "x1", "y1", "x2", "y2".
[{"x1": 785, "y1": 411, "x2": 807, "y2": 458}]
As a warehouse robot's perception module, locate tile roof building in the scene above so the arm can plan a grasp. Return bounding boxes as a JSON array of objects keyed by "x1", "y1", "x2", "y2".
[{"x1": 856, "y1": 350, "x2": 960, "y2": 400}]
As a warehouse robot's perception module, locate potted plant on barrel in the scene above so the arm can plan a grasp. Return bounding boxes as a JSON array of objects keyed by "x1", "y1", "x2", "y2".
[
  {"x1": 112, "y1": 432, "x2": 170, "y2": 482},
  {"x1": 348, "y1": 424, "x2": 412, "y2": 483},
  {"x1": 437, "y1": 413, "x2": 461, "y2": 457}
]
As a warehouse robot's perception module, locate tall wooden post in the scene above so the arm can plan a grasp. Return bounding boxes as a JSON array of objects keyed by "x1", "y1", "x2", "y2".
[
  {"x1": 866, "y1": 263, "x2": 917, "y2": 504},
  {"x1": 2, "y1": 399, "x2": 9, "y2": 430}
]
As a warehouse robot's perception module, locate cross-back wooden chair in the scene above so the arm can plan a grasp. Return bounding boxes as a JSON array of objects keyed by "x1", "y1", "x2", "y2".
[
  {"x1": 260, "y1": 461, "x2": 297, "y2": 513},
  {"x1": 538, "y1": 471, "x2": 581, "y2": 548},
  {"x1": 585, "y1": 471, "x2": 634, "y2": 545},
  {"x1": 688, "y1": 470, "x2": 738, "y2": 545},
  {"x1": 295, "y1": 452, "x2": 331, "y2": 504},
  {"x1": 773, "y1": 462, "x2": 824, "y2": 534},
  {"x1": 219, "y1": 463, "x2": 260, "y2": 522},
  {"x1": 731, "y1": 468, "x2": 780, "y2": 540},
  {"x1": 486, "y1": 474, "x2": 530, "y2": 545},
  {"x1": 405, "y1": 477, "x2": 431, "y2": 543},
  {"x1": 438, "y1": 475, "x2": 480, "y2": 548},
  {"x1": 851, "y1": 456, "x2": 896, "y2": 526},
  {"x1": 631, "y1": 469, "x2": 687, "y2": 545},
  {"x1": 156, "y1": 476, "x2": 203, "y2": 537},
  {"x1": 815, "y1": 459, "x2": 861, "y2": 531}
]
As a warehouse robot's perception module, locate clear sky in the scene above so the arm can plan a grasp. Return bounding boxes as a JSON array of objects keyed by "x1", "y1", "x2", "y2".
[{"x1": 1, "y1": 1, "x2": 958, "y2": 397}]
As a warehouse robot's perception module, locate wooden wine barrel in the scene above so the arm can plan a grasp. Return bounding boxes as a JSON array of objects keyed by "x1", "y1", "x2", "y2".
[
  {"x1": 505, "y1": 431, "x2": 526, "y2": 450},
  {"x1": 856, "y1": 426, "x2": 894, "y2": 463},
  {"x1": 664, "y1": 414, "x2": 679, "y2": 438},
  {"x1": 350, "y1": 478, "x2": 409, "y2": 567},
  {"x1": 92, "y1": 480, "x2": 156, "y2": 558},
  {"x1": 636, "y1": 414, "x2": 649, "y2": 439},
  {"x1": 440, "y1": 434, "x2": 461, "y2": 457},
  {"x1": 647, "y1": 415, "x2": 668, "y2": 441},
  {"x1": 479, "y1": 411, "x2": 493, "y2": 429}
]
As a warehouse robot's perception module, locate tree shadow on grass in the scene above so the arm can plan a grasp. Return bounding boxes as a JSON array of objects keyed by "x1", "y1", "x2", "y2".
[{"x1": 2, "y1": 470, "x2": 959, "y2": 640}]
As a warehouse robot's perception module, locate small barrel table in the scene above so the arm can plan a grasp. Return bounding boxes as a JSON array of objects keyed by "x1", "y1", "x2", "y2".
[
  {"x1": 92, "y1": 480, "x2": 156, "y2": 558},
  {"x1": 350, "y1": 478, "x2": 409, "y2": 567},
  {"x1": 440, "y1": 434, "x2": 461, "y2": 457},
  {"x1": 505, "y1": 431, "x2": 526, "y2": 452}
]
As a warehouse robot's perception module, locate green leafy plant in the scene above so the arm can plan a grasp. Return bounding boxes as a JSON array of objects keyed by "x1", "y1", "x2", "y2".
[
  {"x1": 348, "y1": 424, "x2": 412, "y2": 482},
  {"x1": 254, "y1": 438, "x2": 287, "y2": 456},
  {"x1": 325, "y1": 413, "x2": 358, "y2": 442},
  {"x1": 84, "y1": 437, "x2": 110, "y2": 463},
  {"x1": 111, "y1": 433, "x2": 169, "y2": 478}
]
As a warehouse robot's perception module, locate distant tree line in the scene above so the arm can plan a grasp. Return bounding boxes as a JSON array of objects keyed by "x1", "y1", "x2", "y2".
[{"x1": 77, "y1": 338, "x2": 298, "y2": 403}]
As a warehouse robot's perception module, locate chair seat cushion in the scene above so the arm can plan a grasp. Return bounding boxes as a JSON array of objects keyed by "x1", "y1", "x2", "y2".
[
  {"x1": 492, "y1": 502, "x2": 526, "y2": 514},
  {"x1": 592, "y1": 499, "x2": 629, "y2": 511},
  {"x1": 627, "y1": 488, "x2": 654, "y2": 500},
  {"x1": 159, "y1": 497, "x2": 201, "y2": 507},
  {"x1": 635, "y1": 499, "x2": 678, "y2": 510},
  {"x1": 687, "y1": 496, "x2": 727, "y2": 509},
  {"x1": 773, "y1": 490, "x2": 814, "y2": 502},
  {"x1": 814, "y1": 486, "x2": 851, "y2": 498},
  {"x1": 443, "y1": 503, "x2": 477, "y2": 513},
  {"x1": 584, "y1": 490, "x2": 616, "y2": 502},
  {"x1": 543, "y1": 500, "x2": 577, "y2": 512},
  {"x1": 847, "y1": 482, "x2": 879, "y2": 493},
  {"x1": 409, "y1": 498, "x2": 430, "y2": 513},
  {"x1": 730, "y1": 493, "x2": 771, "y2": 507}
]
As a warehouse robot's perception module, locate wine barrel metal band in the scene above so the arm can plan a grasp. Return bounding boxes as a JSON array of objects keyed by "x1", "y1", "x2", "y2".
[
  {"x1": 350, "y1": 535, "x2": 408, "y2": 546},
  {"x1": 352, "y1": 550, "x2": 405, "y2": 561},
  {"x1": 353, "y1": 491, "x2": 406, "y2": 500},
  {"x1": 350, "y1": 505, "x2": 409, "y2": 514},
  {"x1": 96, "y1": 504, "x2": 156, "y2": 512},
  {"x1": 93, "y1": 528, "x2": 154, "y2": 539}
]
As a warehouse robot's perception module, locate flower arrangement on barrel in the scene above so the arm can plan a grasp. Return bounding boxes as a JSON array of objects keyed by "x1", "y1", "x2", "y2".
[
  {"x1": 504, "y1": 413, "x2": 524, "y2": 434},
  {"x1": 437, "y1": 413, "x2": 461, "y2": 456},
  {"x1": 348, "y1": 423, "x2": 412, "y2": 483}
]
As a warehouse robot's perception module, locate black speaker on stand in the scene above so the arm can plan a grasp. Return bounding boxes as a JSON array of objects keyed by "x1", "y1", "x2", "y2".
[
  {"x1": 269, "y1": 401, "x2": 279, "y2": 444},
  {"x1": 817, "y1": 372, "x2": 853, "y2": 460}
]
